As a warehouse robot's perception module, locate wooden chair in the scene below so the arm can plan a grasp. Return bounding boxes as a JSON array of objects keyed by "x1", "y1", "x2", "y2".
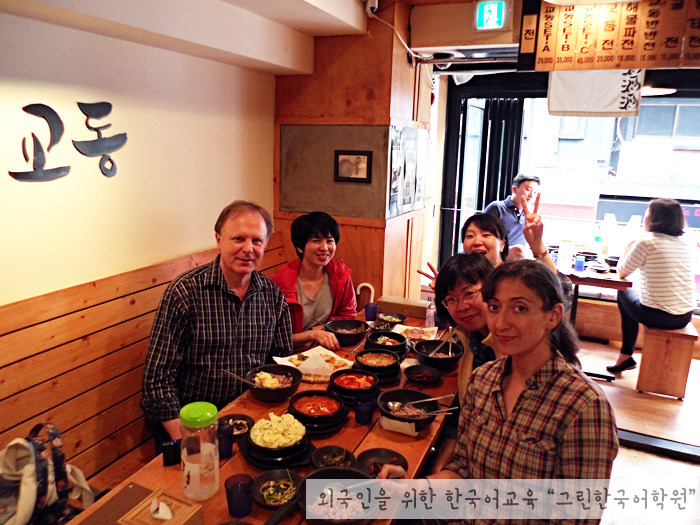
[{"x1": 636, "y1": 323, "x2": 699, "y2": 400}]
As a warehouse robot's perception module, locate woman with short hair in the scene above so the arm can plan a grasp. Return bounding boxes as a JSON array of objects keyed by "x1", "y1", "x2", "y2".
[
  {"x1": 608, "y1": 198, "x2": 696, "y2": 373},
  {"x1": 273, "y1": 212, "x2": 357, "y2": 350}
]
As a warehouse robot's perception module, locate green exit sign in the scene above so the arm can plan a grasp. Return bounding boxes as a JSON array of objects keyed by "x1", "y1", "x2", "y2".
[{"x1": 476, "y1": 1, "x2": 505, "y2": 30}]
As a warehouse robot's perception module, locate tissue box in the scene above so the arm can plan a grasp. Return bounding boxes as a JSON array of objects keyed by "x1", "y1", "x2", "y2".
[
  {"x1": 118, "y1": 489, "x2": 203, "y2": 525},
  {"x1": 377, "y1": 296, "x2": 431, "y2": 318}
]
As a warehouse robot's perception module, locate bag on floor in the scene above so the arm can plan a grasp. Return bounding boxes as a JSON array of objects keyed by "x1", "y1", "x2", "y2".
[{"x1": 0, "y1": 423, "x2": 94, "y2": 525}]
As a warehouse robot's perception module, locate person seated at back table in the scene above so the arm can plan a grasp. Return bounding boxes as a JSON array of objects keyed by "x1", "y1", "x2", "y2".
[
  {"x1": 141, "y1": 200, "x2": 293, "y2": 448},
  {"x1": 484, "y1": 172, "x2": 541, "y2": 259},
  {"x1": 607, "y1": 198, "x2": 696, "y2": 373},
  {"x1": 381, "y1": 260, "x2": 618, "y2": 495},
  {"x1": 273, "y1": 212, "x2": 357, "y2": 351}
]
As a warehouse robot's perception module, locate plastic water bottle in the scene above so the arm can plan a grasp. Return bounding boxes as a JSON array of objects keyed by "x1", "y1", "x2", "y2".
[
  {"x1": 181, "y1": 402, "x2": 220, "y2": 500},
  {"x1": 558, "y1": 240, "x2": 575, "y2": 272}
]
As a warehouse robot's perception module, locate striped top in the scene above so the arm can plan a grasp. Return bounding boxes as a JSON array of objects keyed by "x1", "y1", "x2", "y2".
[{"x1": 619, "y1": 233, "x2": 696, "y2": 315}]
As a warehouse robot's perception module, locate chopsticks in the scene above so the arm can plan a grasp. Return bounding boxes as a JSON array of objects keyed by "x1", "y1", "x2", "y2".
[
  {"x1": 428, "y1": 328, "x2": 456, "y2": 357},
  {"x1": 222, "y1": 369, "x2": 257, "y2": 387},
  {"x1": 404, "y1": 394, "x2": 455, "y2": 406}
]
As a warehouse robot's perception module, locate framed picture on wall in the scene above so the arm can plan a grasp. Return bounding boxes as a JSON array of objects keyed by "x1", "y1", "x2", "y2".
[{"x1": 334, "y1": 150, "x2": 372, "y2": 183}]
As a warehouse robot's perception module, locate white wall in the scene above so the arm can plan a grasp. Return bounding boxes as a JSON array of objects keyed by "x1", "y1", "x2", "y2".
[{"x1": 0, "y1": 13, "x2": 276, "y2": 305}]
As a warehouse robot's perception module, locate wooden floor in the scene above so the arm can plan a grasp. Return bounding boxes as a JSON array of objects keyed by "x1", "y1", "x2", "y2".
[
  {"x1": 580, "y1": 342, "x2": 700, "y2": 524},
  {"x1": 579, "y1": 342, "x2": 700, "y2": 446}
]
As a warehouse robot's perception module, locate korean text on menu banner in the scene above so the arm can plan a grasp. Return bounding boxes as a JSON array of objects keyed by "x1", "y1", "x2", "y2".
[{"x1": 518, "y1": 0, "x2": 700, "y2": 71}]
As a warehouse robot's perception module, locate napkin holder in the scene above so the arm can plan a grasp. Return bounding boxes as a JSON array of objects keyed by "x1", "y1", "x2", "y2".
[
  {"x1": 118, "y1": 489, "x2": 203, "y2": 525},
  {"x1": 377, "y1": 296, "x2": 431, "y2": 318},
  {"x1": 380, "y1": 416, "x2": 419, "y2": 436}
]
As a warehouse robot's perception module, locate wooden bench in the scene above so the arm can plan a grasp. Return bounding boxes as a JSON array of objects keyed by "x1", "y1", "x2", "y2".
[
  {"x1": 0, "y1": 231, "x2": 288, "y2": 492},
  {"x1": 636, "y1": 323, "x2": 699, "y2": 400}
]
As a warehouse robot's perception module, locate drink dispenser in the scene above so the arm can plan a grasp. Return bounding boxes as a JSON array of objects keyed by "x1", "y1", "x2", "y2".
[{"x1": 180, "y1": 401, "x2": 220, "y2": 500}]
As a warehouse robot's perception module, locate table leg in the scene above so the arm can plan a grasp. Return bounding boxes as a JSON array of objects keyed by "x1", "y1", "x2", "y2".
[{"x1": 570, "y1": 284, "x2": 616, "y2": 381}]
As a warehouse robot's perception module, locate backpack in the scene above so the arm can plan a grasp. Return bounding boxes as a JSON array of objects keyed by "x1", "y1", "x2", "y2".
[{"x1": 0, "y1": 423, "x2": 94, "y2": 525}]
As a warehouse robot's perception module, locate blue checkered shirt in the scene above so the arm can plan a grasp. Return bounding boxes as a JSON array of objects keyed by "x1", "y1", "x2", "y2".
[{"x1": 141, "y1": 256, "x2": 293, "y2": 421}]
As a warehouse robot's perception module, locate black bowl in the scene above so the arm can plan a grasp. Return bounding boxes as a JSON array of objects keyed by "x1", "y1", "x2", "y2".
[
  {"x1": 301, "y1": 467, "x2": 374, "y2": 524},
  {"x1": 377, "y1": 389, "x2": 440, "y2": 431},
  {"x1": 252, "y1": 468, "x2": 303, "y2": 509},
  {"x1": 404, "y1": 365, "x2": 441, "y2": 385},
  {"x1": 577, "y1": 251, "x2": 599, "y2": 262},
  {"x1": 328, "y1": 369, "x2": 380, "y2": 403},
  {"x1": 218, "y1": 413, "x2": 255, "y2": 441},
  {"x1": 354, "y1": 349, "x2": 400, "y2": 375},
  {"x1": 377, "y1": 312, "x2": 407, "y2": 327},
  {"x1": 605, "y1": 255, "x2": 620, "y2": 268},
  {"x1": 312, "y1": 445, "x2": 358, "y2": 469},
  {"x1": 247, "y1": 430, "x2": 309, "y2": 461},
  {"x1": 413, "y1": 340, "x2": 464, "y2": 372},
  {"x1": 356, "y1": 448, "x2": 408, "y2": 478},
  {"x1": 369, "y1": 321, "x2": 394, "y2": 331},
  {"x1": 288, "y1": 391, "x2": 345, "y2": 426},
  {"x1": 366, "y1": 330, "x2": 407, "y2": 353},
  {"x1": 325, "y1": 319, "x2": 370, "y2": 346},
  {"x1": 245, "y1": 364, "x2": 302, "y2": 403}
]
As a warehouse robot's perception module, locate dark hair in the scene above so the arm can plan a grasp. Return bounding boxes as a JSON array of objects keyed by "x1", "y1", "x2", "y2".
[
  {"x1": 512, "y1": 173, "x2": 540, "y2": 187},
  {"x1": 214, "y1": 200, "x2": 273, "y2": 240},
  {"x1": 646, "y1": 198, "x2": 685, "y2": 237},
  {"x1": 435, "y1": 253, "x2": 494, "y2": 325},
  {"x1": 460, "y1": 213, "x2": 509, "y2": 261},
  {"x1": 290, "y1": 212, "x2": 340, "y2": 259},
  {"x1": 481, "y1": 260, "x2": 581, "y2": 368}
]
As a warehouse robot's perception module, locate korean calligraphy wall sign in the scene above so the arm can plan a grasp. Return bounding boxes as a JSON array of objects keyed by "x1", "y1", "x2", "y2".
[
  {"x1": 8, "y1": 101, "x2": 127, "y2": 182},
  {"x1": 518, "y1": 0, "x2": 700, "y2": 71}
]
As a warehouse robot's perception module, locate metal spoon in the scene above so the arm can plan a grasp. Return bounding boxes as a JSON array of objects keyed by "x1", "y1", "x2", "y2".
[
  {"x1": 222, "y1": 369, "x2": 257, "y2": 388},
  {"x1": 386, "y1": 394, "x2": 454, "y2": 411}
]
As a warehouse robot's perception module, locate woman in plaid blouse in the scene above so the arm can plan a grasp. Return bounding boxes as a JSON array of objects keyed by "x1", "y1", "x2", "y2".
[{"x1": 382, "y1": 260, "x2": 618, "y2": 483}]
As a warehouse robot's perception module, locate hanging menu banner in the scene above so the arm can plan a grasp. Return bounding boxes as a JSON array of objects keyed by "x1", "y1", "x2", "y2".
[{"x1": 518, "y1": 0, "x2": 699, "y2": 71}]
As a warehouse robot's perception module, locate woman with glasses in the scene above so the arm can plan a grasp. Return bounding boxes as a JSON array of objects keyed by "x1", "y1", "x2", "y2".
[{"x1": 381, "y1": 260, "x2": 618, "y2": 495}]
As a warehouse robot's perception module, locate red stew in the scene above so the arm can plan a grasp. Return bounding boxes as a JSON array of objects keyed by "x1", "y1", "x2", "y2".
[
  {"x1": 334, "y1": 373, "x2": 376, "y2": 390},
  {"x1": 294, "y1": 396, "x2": 341, "y2": 416}
]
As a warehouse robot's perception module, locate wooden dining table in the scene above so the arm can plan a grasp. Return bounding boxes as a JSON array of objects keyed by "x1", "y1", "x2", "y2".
[{"x1": 72, "y1": 312, "x2": 458, "y2": 525}]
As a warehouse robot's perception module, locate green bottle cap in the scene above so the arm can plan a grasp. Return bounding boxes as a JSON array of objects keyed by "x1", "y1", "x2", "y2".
[{"x1": 180, "y1": 401, "x2": 218, "y2": 428}]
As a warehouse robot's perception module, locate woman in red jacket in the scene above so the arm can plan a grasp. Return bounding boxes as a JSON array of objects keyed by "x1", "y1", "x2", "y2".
[{"x1": 273, "y1": 212, "x2": 357, "y2": 350}]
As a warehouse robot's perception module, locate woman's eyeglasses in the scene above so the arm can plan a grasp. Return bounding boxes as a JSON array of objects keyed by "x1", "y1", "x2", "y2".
[{"x1": 442, "y1": 289, "x2": 482, "y2": 309}]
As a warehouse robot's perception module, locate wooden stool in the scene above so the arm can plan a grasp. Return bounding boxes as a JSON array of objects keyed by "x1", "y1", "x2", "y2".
[{"x1": 636, "y1": 323, "x2": 698, "y2": 400}]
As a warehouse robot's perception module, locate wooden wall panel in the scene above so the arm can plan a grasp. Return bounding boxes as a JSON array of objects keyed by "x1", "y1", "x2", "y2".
[
  {"x1": 0, "y1": 286, "x2": 165, "y2": 367},
  {"x1": 275, "y1": 13, "x2": 394, "y2": 122},
  {"x1": 1, "y1": 313, "x2": 153, "y2": 397},
  {"x1": 0, "y1": 248, "x2": 218, "y2": 336},
  {"x1": 0, "y1": 343, "x2": 147, "y2": 435},
  {"x1": 273, "y1": 215, "x2": 387, "y2": 305},
  {"x1": 383, "y1": 216, "x2": 410, "y2": 297}
]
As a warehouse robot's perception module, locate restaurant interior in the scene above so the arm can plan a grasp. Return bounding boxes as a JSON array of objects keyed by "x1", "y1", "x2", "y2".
[{"x1": 2, "y1": 0, "x2": 700, "y2": 523}]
